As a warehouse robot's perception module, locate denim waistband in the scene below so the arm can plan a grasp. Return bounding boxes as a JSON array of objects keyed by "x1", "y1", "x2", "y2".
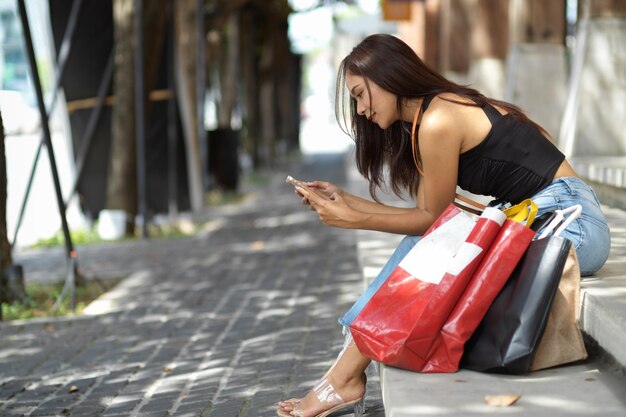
[{"x1": 491, "y1": 177, "x2": 594, "y2": 209}]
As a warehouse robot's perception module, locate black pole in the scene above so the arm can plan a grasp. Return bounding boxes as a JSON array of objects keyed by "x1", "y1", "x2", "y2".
[
  {"x1": 134, "y1": 0, "x2": 148, "y2": 238},
  {"x1": 17, "y1": 0, "x2": 77, "y2": 308},
  {"x1": 11, "y1": 0, "x2": 83, "y2": 248}
]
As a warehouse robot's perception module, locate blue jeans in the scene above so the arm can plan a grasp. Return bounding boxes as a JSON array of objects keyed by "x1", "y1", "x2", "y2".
[
  {"x1": 526, "y1": 177, "x2": 610, "y2": 276},
  {"x1": 339, "y1": 177, "x2": 610, "y2": 328}
]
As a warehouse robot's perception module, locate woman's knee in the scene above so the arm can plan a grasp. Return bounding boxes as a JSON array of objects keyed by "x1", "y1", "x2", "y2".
[
  {"x1": 563, "y1": 212, "x2": 610, "y2": 276},
  {"x1": 576, "y1": 226, "x2": 611, "y2": 276}
]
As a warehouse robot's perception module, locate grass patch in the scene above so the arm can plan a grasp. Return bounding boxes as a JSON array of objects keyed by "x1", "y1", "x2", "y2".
[
  {"x1": 1, "y1": 276, "x2": 123, "y2": 320},
  {"x1": 31, "y1": 223, "x2": 195, "y2": 249},
  {"x1": 31, "y1": 228, "x2": 106, "y2": 248}
]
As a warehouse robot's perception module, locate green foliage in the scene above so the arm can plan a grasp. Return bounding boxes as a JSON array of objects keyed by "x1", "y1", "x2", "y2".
[
  {"x1": 1, "y1": 277, "x2": 122, "y2": 320},
  {"x1": 31, "y1": 228, "x2": 106, "y2": 248}
]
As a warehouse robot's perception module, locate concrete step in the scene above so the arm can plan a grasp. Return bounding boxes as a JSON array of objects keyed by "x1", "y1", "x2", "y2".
[{"x1": 378, "y1": 361, "x2": 626, "y2": 416}]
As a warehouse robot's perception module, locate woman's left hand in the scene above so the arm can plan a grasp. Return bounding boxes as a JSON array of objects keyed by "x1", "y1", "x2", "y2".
[{"x1": 296, "y1": 185, "x2": 363, "y2": 228}]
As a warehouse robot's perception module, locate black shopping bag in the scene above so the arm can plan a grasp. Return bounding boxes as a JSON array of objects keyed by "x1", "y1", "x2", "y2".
[{"x1": 460, "y1": 235, "x2": 572, "y2": 374}]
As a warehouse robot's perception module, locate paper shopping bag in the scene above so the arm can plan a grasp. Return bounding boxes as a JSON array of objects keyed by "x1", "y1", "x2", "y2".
[
  {"x1": 530, "y1": 245, "x2": 587, "y2": 371},
  {"x1": 350, "y1": 204, "x2": 506, "y2": 371},
  {"x1": 421, "y1": 219, "x2": 535, "y2": 373}
]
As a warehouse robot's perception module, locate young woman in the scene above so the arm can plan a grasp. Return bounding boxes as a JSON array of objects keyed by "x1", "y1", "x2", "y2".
[{"x1": 277, "y1": 33, "x2": 610, "y2": 417}]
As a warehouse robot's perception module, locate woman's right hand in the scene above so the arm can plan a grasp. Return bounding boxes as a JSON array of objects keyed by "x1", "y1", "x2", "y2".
[
  {"x1": 296, "y1": 181, "x2": 344, "y2": 208},
  {"x1": 308, "y1": 181, "x2": 343, "y2": 198}
]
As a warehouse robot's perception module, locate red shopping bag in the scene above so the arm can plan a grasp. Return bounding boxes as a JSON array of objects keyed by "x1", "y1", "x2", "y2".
[
  {"x1": 421, "y1": 219, "x2": 535, "y2": 372},
  {"x1": 349, "y1": 204, "x2": 507, "y2": 371}
]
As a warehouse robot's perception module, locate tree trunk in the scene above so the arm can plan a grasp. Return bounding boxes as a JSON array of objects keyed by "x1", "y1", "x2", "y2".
[
  {"x1": 174, "y1": 0, "x2": 205, "y2": 211},
  {"x1": 442, "y1": 0, "x2": 471, "y2": 74},
  {"x1": 240, "y1": 6, "x2": 261, "y2": 169},
  {"x1": 258, "y1": 16, "x2": 277, "y2": 167},
  {"x1": 461, "y1": 0, "x2": 510, "y2": 98},
  {"x1": 108, "y1": 0, "x2": 138, "y2": 235},
  {"x1": 0, "y1": 110, "x2": 12, "y2": 304},
  {"x1": 424, "y1": 0, "x2": 442, "y2": 71},
  {"x1": 143, "y1": 0, "x2": 170, "y2": 118},
  {"x1": 107, "y1": 0, "x2": 171, "y2": 235},
  {"x1": 471, "y1": 0, "x2": 510, "y2": 60},
  {"x1": 275, "y1": 18, "x2": 296, "y2": 154},
  {"x1": 217, "y1": 14, "x2": 239, "y2": 129}
]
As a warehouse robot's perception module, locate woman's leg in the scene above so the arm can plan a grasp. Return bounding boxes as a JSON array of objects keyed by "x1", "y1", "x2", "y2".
[
  {"x1": 278, "y1": 339, "x2": 370, "y2": 416},
  {"x1": 278, "y1": 236, "x2": 422, "y2": 415},
  {"x1": 339, "y1": 235, "x2": 421, "y2": 327}
]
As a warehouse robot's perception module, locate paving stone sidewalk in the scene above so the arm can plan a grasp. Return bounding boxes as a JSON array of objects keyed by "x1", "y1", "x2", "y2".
[{"x1": 2, "y1": 153, "x2": 384, "y2": 417}]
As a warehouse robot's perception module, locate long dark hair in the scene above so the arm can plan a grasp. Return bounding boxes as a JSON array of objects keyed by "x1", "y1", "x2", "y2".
[{"x1": 335, "y1": 33, "x2": 538, "y2": 202}]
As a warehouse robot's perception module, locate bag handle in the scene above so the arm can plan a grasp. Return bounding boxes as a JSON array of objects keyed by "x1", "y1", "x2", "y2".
[
  {"x1": 537, "y1": 204, "x2": 582, "y2": 240},
  {"x1": 502, "y1": 199, "x2": 538, "y2": 227},
  {"x1": 453, "y1": 194, "x2": 486, "y2": 215}
]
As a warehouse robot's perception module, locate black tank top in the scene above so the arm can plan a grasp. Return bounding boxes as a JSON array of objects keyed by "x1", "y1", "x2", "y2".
[{"x1": 420, "y1": 96, "x2": 565, "y2": 204}]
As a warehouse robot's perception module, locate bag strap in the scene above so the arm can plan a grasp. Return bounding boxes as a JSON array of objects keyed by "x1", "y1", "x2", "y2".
[
  {"x1": 453, "y1": 194, "x2": 486, "y2": 215},
  {"x1": 503, "y1": 199, "x2": 538, "y2": 227},
  {"x1": 411, "y1": 104, "x2": 425, "y2": 177},
  {"x1": 537, "y1": 204, "x2": 582, "y2": 240}
]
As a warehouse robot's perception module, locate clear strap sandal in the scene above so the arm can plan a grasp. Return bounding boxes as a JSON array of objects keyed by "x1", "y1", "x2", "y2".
[{"x1": 279, "y1": 376, "x2": 365, "y2": 417}]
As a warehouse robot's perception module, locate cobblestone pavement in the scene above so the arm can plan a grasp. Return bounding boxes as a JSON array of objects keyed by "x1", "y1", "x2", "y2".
[{"x1": 3, "y1": 153, "x2": 385, "y2": 417}]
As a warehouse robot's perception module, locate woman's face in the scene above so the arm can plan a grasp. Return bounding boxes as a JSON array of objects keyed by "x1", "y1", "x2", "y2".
[{"x1": 346, "y1": 72, "x2": 398, "y2": 129}]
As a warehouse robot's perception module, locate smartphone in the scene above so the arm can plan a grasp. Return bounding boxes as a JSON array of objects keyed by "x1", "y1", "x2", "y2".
[
  {"x1": 286, "y1": 175, "x2": 328, "y2": 200},
  {"x1": 286, "y1": 175, "x2": 309, "y2": 190}
]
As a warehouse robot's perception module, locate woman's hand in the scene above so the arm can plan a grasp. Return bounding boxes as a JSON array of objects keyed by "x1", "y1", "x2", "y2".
[
  {"x1": 295, "y1": 185, "x2": 363, "y2": 229},
  {"x1": 296, "y1": 181, "x2": 344, "y2": 207},
  {"x1": 307, "y1": 181, "x2": 343, "y2": 197}
]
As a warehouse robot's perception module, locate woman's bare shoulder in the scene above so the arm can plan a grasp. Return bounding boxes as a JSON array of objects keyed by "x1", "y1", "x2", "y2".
[
  {"x1": 423, "y1": 93, "x2": 494, "y2": 153},
  {"x1": 420, "y1": 94, "x2": 474, "y2": 135},
  {"x1": 419, "y1": 93, "x2": 489, "y2": 156}
]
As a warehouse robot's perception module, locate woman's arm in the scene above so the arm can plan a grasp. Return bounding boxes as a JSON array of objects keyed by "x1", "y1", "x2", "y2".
[
  {"x1": 342, "y1": 193, "x2": 415, "y2": 214},
  {"x1": 299, "y1": 96, "x2": 467, "y2": 235},
  {"x1": 296, "y1": 186, "x2": 438, "y2": 235},
  {"x1": 296, "y1": 180, "x2": 437, "y2": 234},
  {"x1": 300, "y1": 181, "x2": 414, "y2": 215}
]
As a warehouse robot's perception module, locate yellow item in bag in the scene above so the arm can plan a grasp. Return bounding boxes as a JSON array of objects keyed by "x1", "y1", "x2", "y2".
[{"x1": 503, "y1": 199, "x2": 538, "y2": 227}]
